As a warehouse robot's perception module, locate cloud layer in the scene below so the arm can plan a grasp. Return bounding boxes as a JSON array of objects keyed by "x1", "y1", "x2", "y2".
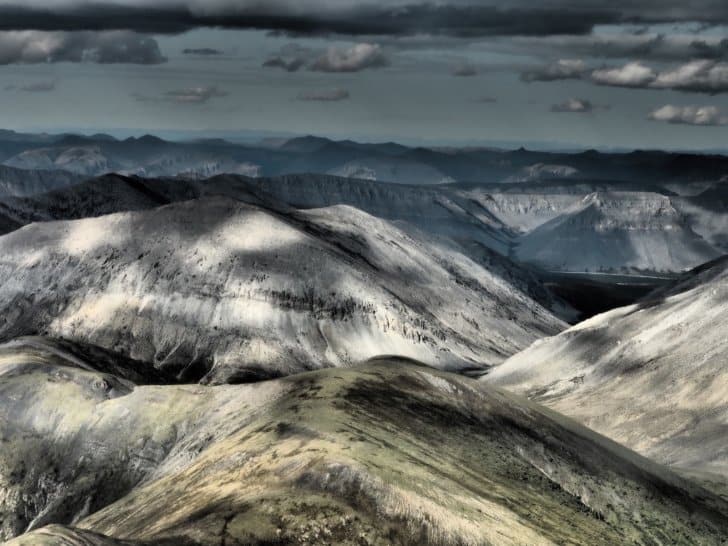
[
  {"x1": 593, "y1": 60, "x2": 728, "y2": 94},
  {"x1": 264, "y1": 43, "x2": 388, "y2": 73},
  {"x1": 0, "y1": 3, "x2": 617, "y2": 36},
  {"x1": 310, "y1": 43, "x2": 388, "y2": 72},
  {"x1": 0, "y1": 30, "x2": 165, "y2": 64},
  {"x1": 522, "y1": 59, "x2": 587, "y2": 82},
  {"x1": 648, "y1": 104, "x2": 728, "y2": 125}
]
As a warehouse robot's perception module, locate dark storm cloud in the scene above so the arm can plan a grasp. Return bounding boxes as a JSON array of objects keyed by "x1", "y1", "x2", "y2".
[
  {"x1": 0, "y1": 3, "x2": 618, "y2": 36},
  {"x1": 0, "y1": 30, "x2": 165, "y2": 64},
  {"x1": 6, "y1": 2, "x2": 728, "y2": 36}
]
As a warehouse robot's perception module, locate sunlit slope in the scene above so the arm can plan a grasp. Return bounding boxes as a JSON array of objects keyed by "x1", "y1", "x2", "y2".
[
  {"x1": 2, "y1": 345, "x2": 727, "y2": 545},
  {"x1": 489, "y1": 256, "x2": 728, "y2": 477},
  {"x1": 0, "y1": 196, "x2": 565, "y2": 382}
]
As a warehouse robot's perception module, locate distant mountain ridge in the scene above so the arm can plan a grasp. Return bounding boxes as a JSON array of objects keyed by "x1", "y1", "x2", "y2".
[{"x1": 5, "y1": 130, "x2": 728, "y2": 184}]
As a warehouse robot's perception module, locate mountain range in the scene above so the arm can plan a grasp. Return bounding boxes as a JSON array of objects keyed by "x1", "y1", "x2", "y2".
[{"x1": 1, "y1": 131, "x2": 728, "y2": 544}]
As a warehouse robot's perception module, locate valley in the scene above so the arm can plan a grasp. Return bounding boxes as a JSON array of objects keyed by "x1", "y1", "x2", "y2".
[{"x1": 0, "y1": 132, "x2": 727, "y2": 545}]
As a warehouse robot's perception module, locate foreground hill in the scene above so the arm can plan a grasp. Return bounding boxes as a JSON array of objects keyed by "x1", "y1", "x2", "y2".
[
  {"x1": 0, "y1": 196, "x2": 566, "y2": 382},
  {"x1": 488, "y1": 256, "x2": 728, "y2": 478},
  {"x1": 2, "y1": 343, "x2": 727, "y2": 545},
  {"x1": 515, "y1": 192, "x2": 721, "y2": 273}
]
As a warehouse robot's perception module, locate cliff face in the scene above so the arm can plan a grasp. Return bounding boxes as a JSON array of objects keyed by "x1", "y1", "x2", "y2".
[{"x1": 514, "y1": 192, "x2": 721, "y2": 273}]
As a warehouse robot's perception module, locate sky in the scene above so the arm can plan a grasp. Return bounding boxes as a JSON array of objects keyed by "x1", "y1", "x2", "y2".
[{"x1": 3, "y1": 2, "x2": 728, "y2": 149}]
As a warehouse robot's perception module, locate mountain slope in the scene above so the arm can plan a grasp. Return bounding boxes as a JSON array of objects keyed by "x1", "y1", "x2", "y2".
[
  {"x1": 2, "y1": 348, "x2": 727, "y2": 545},
  {"x1": 488, "y1": 256, "x2": 728, "y2": 477},
  {"x1": 0, "y1": 165, "x2": 84, "y2": 198},
  {"x1": 327, "y1": 156, "x2": 454, "y2": 185},
  {"x1": 0, "y1": 196, "x2": 566, "y2": 383},
  {"x1": 674, "y1": 184, "x2": 728, "y2": 252},
  {"x1": 515, "y1": 192, "x2": 721, "y2": 273},
  {"x1": 2, "y1": 173, "x2": 515, "y2": 254}
]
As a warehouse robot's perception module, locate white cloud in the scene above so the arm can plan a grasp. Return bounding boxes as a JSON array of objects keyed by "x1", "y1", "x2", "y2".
[
  {"x1": 648, "y1": 104, "x2": 728, "y2": 125},
  {"x1": 0, "y1": 30, "x2": 165, "y2": 64},
  {"x1": 591, "y1": 61, "x2": 656, "y2": 87},
  {"x1": 652, "y1": 60, "x2": 728, "y2": 94},
  {"x1": 310, "y1": 43, "x2": 388, "y2": 72},
  {"x1": 522, "y1": 59, "x2": 587, "y2": 82},
  {"x1": 589, "y1": 59, "x2": 728, "y2": 94}
]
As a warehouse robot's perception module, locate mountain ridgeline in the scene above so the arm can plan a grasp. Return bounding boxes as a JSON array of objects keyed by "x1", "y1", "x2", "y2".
[{"x1": 1, "y1": 132, "x2": 728, "y2": 544}]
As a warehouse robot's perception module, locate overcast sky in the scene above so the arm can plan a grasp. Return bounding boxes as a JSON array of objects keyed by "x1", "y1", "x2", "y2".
[{"x1": 3, "y1": 1, "x2": 728, "y2": 149}]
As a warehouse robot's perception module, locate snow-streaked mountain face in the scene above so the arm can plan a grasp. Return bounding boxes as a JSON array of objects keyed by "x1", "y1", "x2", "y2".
[
  {"x1": 469, "y1": 191, "x2": 583, "y2": 233},
  {"x1": 487, "y1": 256, "x2": 728, "y2": 478},
  {"x1": 674, "y1": 184, "x2": 728, "y2": 253},
  {"x1": 2, "y1": 170, "x2": 725, "y2": 276},
  {"x1": 5, "y1": 146, "x2": 118, "y2": 176},
  {"x1": 514, "y1": 192, "x2": 722, "y2": 273},
  {"x1": 209, "y1": 174, "x2": 515, "y2": 253},
  {"x1": 0, "y1": 165, "x2": 84, "y2": 198},
  {"x1": 3, "y1": 347, "x2": 727, "y2": 545},
  {"x1": 0, "y1": 195, "x2": 566, "y2": 383},
  {"x1": 0, "y1": 172, "x2": 517, "y2": 256}
]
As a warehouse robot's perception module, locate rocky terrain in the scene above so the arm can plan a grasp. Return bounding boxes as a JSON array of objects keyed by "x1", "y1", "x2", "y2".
[
  {"x1": 4, "y1": 170, "x2": 727, "y2": 276},
  {"x1": 2, "y1": 345, "x2": 728, "y2": 545},
  {"x1": 0, "y1": 195, "x2": 567, "y2": 383},
  {"x1": 2, "y1": 133, "x2": 728, "y2": 545},
  {"x1": 488, "y1": 256, "x2": 728, "y2": 480},
  {"x1": 0, "y1": 165, "x2": 83, "y2": 198},
  {"x1": 514, "y1": 192, "x2": 721, "y2": 273}
]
